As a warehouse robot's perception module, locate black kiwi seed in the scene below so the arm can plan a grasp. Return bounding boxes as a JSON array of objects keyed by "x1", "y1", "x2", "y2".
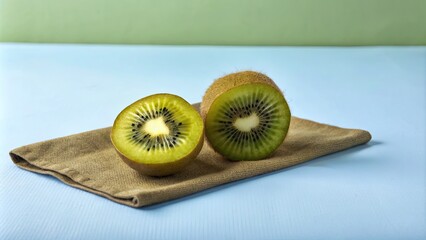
[
  {"x1": 213, "y1": 95, "x2": 278, "y2": 148},
  {"x1": 125, "y1": 104, "x2": 191, "y2": 152}
]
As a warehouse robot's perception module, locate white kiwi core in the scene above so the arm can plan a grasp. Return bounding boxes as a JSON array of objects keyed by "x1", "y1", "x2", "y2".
[
  {"x1": 142, "y1": 117, "x2": 170, "y2": 136},
  {"x1": 233, "y1": 112, "x2": 260, "y2": 132}
]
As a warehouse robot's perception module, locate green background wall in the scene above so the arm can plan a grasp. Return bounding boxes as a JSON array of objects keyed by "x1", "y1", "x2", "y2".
[{"x1": 1, "y1": 0, "x2": 425, "y2": 45}]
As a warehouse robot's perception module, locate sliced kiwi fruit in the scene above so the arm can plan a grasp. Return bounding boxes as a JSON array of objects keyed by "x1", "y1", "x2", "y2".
[
  {"x1": 201, "y1": 71, "x2": 291, "y2": 161},
  {"x1": 111, "y1": 94, "x2": 204, "y2": 176}
]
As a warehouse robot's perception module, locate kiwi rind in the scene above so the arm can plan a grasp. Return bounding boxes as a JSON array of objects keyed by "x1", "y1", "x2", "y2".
[
  {"x1": 114, "y1": 133, "x2": 203, "y2": 177},
  {"x1": 201, "y1": 71, "x2": 291, "y2": 161},
  {"x1": 201, "y1": 71, "x2": 281, "y2": 119},
  {"x1": 111, "y1": 94, "x2": 204, "y2": 177}
]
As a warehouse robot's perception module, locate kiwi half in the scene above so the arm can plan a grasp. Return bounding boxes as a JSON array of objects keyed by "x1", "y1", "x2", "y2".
[
  {"x1": 201, "y1": 71, "x2": 291, "y2": 161},
  {"x1": 111, "y1": 94, "x2": 204, "y2": 176}
]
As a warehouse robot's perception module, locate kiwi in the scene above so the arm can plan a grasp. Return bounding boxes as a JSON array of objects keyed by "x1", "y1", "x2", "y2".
[
  {"x1": 111, "y1": 94, "x2": 204, "y2": 176},
  {"x1": 201, "y1": 71, "x2": 291, "y2": 161}
]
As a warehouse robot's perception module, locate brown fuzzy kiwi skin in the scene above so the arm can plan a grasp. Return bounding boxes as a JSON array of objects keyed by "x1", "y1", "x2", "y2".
[
  {"x1": 111, "y1": 130, "x2": 203, "y2": 177},
  {"x1": 200, "y1": 71, "x2": 291, "y2": 160},
  {"x1": 200, "y1": 71, "x2": 282, "y2": 119}
]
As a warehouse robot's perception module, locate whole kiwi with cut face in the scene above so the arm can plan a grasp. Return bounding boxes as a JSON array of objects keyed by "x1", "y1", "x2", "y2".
[
  {"x1": 111, "y1": 94, "x2": 204, "y2": 176},
  {"x1": 201, "y1": 71, "x2": 291, "y2": 161}
]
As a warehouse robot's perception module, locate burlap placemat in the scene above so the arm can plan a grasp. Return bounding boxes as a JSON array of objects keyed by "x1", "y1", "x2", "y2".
[{"x1": 9, "y1": 104, "x2": 371, "y2": 207}]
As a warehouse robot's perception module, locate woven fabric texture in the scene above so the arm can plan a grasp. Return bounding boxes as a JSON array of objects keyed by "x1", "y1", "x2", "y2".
[{"x1": 9, "y1": 104, "x2": 371, "y2": 207}]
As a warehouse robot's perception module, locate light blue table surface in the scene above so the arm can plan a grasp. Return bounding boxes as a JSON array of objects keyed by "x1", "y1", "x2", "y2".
[{"x1": 1, "y1": 43, "x2": 425, "y2": 239}]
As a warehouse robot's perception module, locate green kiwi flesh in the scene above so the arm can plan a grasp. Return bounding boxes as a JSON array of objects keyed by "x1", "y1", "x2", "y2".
[
  {"x1": 205, "y1": 83, "x2": 290, "y2": 161},
  {"x1": 111, "y1": 94, "x2": 204, "y2": 176}
]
